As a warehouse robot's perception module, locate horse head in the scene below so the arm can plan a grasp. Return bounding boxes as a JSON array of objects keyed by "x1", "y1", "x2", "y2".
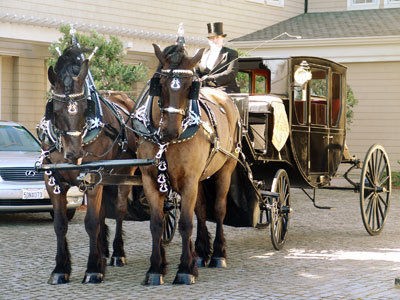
[
  {"x1": 153, "y1": 44, "x2": 204, "y2": 142},
  {"x1": 47, "y1": 46, "x2": 89, "y2": 164}
]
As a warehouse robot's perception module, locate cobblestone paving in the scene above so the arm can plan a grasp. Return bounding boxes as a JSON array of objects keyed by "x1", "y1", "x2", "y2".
[{"x1": 1, "y1": 189, "x2": 400, "y2": 299}]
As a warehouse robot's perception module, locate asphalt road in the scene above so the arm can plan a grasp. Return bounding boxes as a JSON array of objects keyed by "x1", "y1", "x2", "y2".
[{"x1": 1, "y1": 188, "x2": 400, "y2": 299}]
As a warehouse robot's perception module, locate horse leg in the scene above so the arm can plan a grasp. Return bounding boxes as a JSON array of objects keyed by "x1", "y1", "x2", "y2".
[
  {"x1": 209, "y1": 162, "x2": 236, "y2": 268},
  {"x1": 142, "y1": 175, "x2": 167, "y2": 286},
  {"x1": 48, "y1": 187, "x2": 71, "y2": 284},
  {"x1": 82, "y1": 185, "x2": 106, "y2": 284},
  {"x1": 173, "y1": 180, "x2": 198, "y2": 285},
  {"x1": 110, "y1": 184, "x2": 132, "y2": 267},
  {"x1": 194, "y1": 182, "x2": 211, "y2": 267},
  {"x1": 99, "y1": 193, "x2": 109, "y2": 262}
]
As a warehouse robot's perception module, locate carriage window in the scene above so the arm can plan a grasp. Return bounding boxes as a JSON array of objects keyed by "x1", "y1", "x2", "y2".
[
  {"x1": 310, "y1": 68, "x2": 327, "y2": 125},
  {"x1": 237, "y1": 71, "x2": 251, "y2": 93},
  {"x1": 331, "y1": 73, "x2": 342, "y2": 127},
  {"x1": 293, "y1": 65, "x2": 307, "y2": 125},
  {"x1": 255, "y1": 75, "x2": 266, "y2": 94}
]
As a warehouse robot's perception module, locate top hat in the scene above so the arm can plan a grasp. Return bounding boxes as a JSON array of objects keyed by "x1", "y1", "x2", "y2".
[{"x1": 207, "y1": 22, "x2": 227, "y2": 38}]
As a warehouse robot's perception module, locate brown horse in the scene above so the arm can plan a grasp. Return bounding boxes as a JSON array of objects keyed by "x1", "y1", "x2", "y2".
[
  {"x1": 39, "y1": 46, "x2": 137, "y2": 284},
  {"x1": 136, "y1": 44, "x2": 240, "y2": 285}
]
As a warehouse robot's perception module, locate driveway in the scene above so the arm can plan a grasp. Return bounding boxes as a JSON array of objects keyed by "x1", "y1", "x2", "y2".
[{"x1": 1, "y1": 188, "x2": 399, "y2": 299}]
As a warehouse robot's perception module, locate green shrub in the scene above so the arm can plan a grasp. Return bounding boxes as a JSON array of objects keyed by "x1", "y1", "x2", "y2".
[{"x1": 48, "y1": 25, "x2": 148, "y2": 92}]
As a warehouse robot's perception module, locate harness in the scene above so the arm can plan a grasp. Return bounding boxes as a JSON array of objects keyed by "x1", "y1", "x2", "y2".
[
  {"x1": 132, "y1": 68, "x2": 241, "y2": 194},
  {"x1": 36, "y1": 86, "x2": 131, "y2": 194},
  {"x1": 37, "y1": 86, "x2": 129, "y2": 154}
]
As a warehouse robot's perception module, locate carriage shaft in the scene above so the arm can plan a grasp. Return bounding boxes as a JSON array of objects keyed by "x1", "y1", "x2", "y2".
[{"x1": 36, "y1": 158, "x2": 154, "y2": 171}]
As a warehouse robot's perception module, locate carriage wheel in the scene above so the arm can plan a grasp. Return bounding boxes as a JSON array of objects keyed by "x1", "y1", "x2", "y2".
[
  {"x1": 269, "y1": 169, "x2": 291, "y2": 250},
  {"x1": 161, "y1": 208, "x2": 179, "y2": 245},
  {"x1": 360, "y1": 144, "x2": 391, "y2": 236}
]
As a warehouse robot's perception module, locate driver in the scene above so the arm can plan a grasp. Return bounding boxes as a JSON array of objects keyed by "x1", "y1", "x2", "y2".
[{"x1": 196, "y1": 22, "x2": 240, "y2": 93}]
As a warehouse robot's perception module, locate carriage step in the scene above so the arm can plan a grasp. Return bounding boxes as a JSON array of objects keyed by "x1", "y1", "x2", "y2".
[{"x1": 260, "y1": 190, "x2": 280, "y2": 198}]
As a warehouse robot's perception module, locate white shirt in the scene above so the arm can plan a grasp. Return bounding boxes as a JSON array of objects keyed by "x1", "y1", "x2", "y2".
[{"x1": 206, "y1": 46, "x2": 221, "y2": 70}]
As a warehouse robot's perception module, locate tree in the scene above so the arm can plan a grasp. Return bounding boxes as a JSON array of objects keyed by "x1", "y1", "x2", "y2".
[{"x1": 47, "y1": 25, "x2": 148, "y2": 93}]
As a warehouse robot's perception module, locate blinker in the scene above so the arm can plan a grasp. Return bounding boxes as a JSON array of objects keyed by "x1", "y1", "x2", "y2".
[{"x1": 149, "y1": 77, "x2": 161, "y2": 96}]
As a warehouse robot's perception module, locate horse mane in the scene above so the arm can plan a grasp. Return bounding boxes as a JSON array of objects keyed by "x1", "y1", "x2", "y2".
[
  {"x1": 54, "y1": 46, "x2": 88, "y2": 78},
  {"x1": 157, "y1": 44, "x2": 187, "y2": 70}
]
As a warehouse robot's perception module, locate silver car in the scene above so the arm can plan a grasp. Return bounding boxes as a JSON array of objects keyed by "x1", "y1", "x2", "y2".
[{"x1": 0, "y1": 121, "x2": 83, "y2": 220}]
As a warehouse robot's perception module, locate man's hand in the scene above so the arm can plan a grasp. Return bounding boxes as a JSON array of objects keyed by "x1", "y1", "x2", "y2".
[{"x1": 200, "y1": 75, "x2": 216, "y2": 87}]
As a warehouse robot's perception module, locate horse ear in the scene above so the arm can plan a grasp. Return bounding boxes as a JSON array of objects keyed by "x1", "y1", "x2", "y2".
[
  {"x1": 189, "y1": 48, "x2": 205, "y2": 68},
  {"x1": 73, "y1": 59, "x2": 89, "y2": 85},
  {"x1": 153, "y1": 44, "x2": 166, "y2": 66},
  {"x1": 48, "y1": 66, "x2": 58, "y2": 86}
]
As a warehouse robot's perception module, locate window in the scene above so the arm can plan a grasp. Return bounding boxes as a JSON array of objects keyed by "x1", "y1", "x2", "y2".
[
  {"x1": 237, "y1": 71, "x2": 251, "y2": 93},
  {"x1": 347, "y1": 0, "x2": 380, "y2": 10},
  {"x1": 266, "y1": 0, "x2": 284, "y2": 7},
  {"x1": 310, "y1": 68, "x2": 328, "y2": 126},
  {"x1": 384, "y1": 0, "x2": 400, "y2": 7},
  {"x1": 255, "y1": 75, "x2": 266, "y2": 94},
  {"x1": 331, "y1": 73, "x2": 342, "y2": 127},
  {"x1": 293, "y1": 65, "x2": 307, "y2": 125}
]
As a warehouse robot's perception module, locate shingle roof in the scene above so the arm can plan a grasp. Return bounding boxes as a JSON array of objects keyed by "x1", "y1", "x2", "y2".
[{"x1": 231, "y1": 8, "x2": 400, "y2": 42}]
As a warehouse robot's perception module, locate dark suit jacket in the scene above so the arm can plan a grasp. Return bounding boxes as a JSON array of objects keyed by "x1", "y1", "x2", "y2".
[{"x1": 196, "y1": 46, "x2": 240, "y2": 93}]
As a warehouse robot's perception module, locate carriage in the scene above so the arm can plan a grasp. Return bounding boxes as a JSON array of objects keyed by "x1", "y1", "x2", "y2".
[{"x1": 40, "y1": 55, "x2": 391, "y2": 251}]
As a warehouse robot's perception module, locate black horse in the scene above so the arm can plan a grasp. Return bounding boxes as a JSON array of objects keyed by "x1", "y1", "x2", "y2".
[{"x1": 39, "y1": 46, "x2": 137, "y2": 284}]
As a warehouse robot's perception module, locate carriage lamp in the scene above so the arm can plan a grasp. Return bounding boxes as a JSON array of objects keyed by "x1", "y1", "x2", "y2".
[{"x1": 294, "y1": 61, "x2": 312, "y2": 86}]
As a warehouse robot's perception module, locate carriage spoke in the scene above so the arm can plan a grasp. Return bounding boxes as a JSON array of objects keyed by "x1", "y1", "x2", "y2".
[
  {"x1": 368, "y1": 155, "x2": 376, "y2": 182},
  {"x1": 367, "y1": 195, "x2": 375, "y2": 226},
  {"x1": 376, "y1": 197, "x2": 385, "y2": 222},
  {"x1": 365, "y1": 173, "x2": 375, "y2": 188},
  {"x1": 377, "y1": 193, "x2": 389, "y2": 208},
  {"x1": 378, "y1": 161, "x2": 388, "y2": 182},
  {"x1": 376, "y1": 151, "x2": 383, "y2": 179},
  {"x1": 378, "y1": 175, "x2": 389, "y2": 187}
]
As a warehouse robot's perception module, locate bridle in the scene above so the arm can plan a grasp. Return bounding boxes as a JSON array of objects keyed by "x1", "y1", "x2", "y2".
[
  {"x1": 156, "y1": 68, "x2": 197, "y2": 116},
  {"x1": 43, "y1": 83, "x2": 105, "y2": 149}
]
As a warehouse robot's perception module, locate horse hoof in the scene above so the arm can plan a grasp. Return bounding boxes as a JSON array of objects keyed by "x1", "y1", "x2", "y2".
[
  {"x1": 196, "y1": 257, "x2": 208, "y2": 267},
  {"x1": 142, "y1": 273, "x2": 164, "y2": 286},
  {"x1": 110, "y1": 256, "x2": 126, "y2": 267},
  {"x1": 208, "y1": 257, "x2": 227, "y2": 268},
  {"x1": 82, "y1": 272, "x2": 104, "y2": 284},
  {"x1": 173, "y1": 273, "x2": 196, "y2": 285},
  {"x1": 48, "y1": 273, "x2": 69, "y2": 285}
]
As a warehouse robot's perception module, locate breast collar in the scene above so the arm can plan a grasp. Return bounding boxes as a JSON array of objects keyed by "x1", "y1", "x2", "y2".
[
  {"x1": 37, "y1": 87, "x2": 105, "y2": 151},
  {"x1": 132, "y1": 93, "x2": 201, "y2": 145}
]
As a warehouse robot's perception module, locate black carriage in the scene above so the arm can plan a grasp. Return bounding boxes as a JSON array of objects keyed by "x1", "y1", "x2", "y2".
[{"x1": 222, "y1": 56, "x2": 391, "y2": 249}]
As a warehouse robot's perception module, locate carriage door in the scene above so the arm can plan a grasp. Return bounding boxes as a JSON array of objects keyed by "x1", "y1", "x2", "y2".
[{"x1": 308, "y1": 66, "x2": 330, "y2": 175}]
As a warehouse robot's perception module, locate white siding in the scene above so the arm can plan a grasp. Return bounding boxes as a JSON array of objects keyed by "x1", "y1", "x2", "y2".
[
  {"x1": 0, "y1": 0, "x2": 304, "y2": 41},
  {"x1": 345, "y1": 61, "x2": 400, "y2": 171},
  {"x1": 308, "y1": 0, "x2": 347, "y2": 12}
]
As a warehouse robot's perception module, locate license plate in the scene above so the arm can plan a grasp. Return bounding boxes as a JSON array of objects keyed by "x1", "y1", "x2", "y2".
[{"x1": 22, "y1": 189, "x2": 44, "y2": 199}]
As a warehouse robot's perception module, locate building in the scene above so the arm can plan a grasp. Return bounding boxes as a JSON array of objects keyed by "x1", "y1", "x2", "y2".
[
  {"x1": 0, "y1": 0, "x2": 304, "y2": 131},
  {"x1": 0, "y1": 0, "x2": 399, "y2": 170},
  {"x1": 230, "y1": 0, "x2": 400, "y2": 171}
]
